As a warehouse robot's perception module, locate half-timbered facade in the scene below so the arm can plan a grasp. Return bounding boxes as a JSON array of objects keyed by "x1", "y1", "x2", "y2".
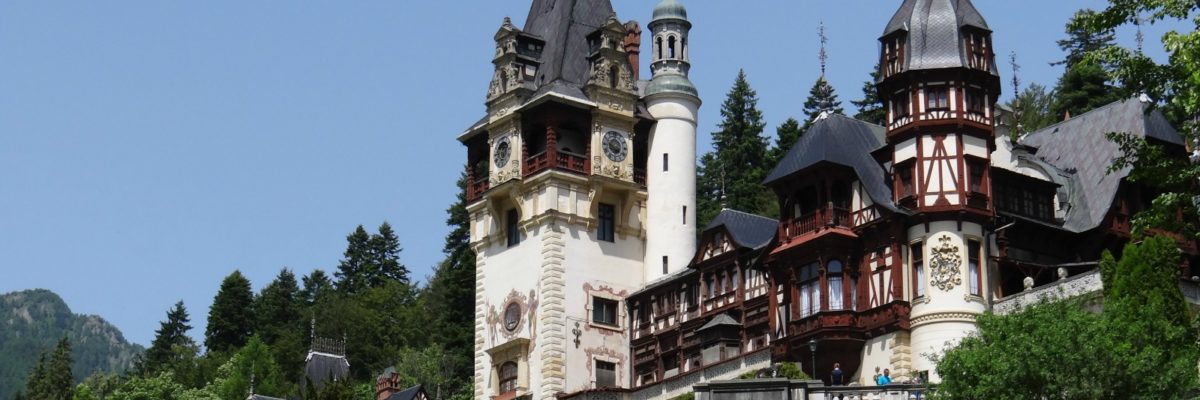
[{"x1": 466, "y1": 0, "x2": 1199, "y2": 399}]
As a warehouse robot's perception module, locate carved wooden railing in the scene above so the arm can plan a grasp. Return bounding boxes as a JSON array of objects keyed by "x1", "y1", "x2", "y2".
[
  {"x1": 780, "y1": 205, "x2": 854, "y2": 242},
  {"x1": 555, "y1": 151, "x2": 588, "y2": 175},
  {"x1": 467, "y1": 176, "x2": 490, "y2": 203},
  {"x1": 634, "y1": 168, "x2": 647, "y2": 186},
  {"x1": 524, "y1": 151, "x2": 551, "y2": 176}
]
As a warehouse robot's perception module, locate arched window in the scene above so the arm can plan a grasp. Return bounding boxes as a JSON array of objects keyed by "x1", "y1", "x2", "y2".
[
  {"x1": 668, "y1": 36, "x2": 677, "y2": 58},
  {"x1": 499, "y1": 362, "x2": 518, "y2": 395},
  {"x1": 681, "y1": 38, "x2": 687, "y2": 59},
  {"x1": 500, "y1": 69, "x2": 509, "y2": 92},
  {"x1": 609, "y1": 64, "x2": 620, "y2": 88},
  {"x1": 827, "y1": 260, "x2": 844, "y2": 310},
  {"x1": 656, "y1": 37, "x2": 663, "y2": 60}
]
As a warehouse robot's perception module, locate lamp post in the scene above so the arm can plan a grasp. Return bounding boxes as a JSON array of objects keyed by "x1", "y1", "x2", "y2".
[{"x1": 808, "y1": 338, "x2": 818, "y2": 380}]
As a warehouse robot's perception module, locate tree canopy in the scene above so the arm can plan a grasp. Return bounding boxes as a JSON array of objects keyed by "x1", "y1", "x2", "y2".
[
  {"x1": 204, "y1": 271, "x2": 255, "y2": 354},
  {"x1": 697, "y1": 69, "x2": 776, "y2": 226}
]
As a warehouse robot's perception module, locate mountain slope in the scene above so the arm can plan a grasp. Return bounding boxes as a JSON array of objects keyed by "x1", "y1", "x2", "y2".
[{"x1": 0, "y1": 289, "x2": 143, "y2": 399}]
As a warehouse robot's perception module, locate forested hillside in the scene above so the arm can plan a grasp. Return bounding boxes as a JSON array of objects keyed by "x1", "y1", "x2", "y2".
[{"x1": 0, "y1": 289, "x2": 143, "y2": 400}]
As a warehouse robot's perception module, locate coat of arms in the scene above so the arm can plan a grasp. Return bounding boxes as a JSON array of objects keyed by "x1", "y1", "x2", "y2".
[{"x1": 929, "y1": 235, "x2": 962, "y2": 291}]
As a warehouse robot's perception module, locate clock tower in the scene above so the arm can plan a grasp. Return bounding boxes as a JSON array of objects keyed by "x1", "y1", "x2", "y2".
[{"x1": 877, "y1": 0, "x2": 1000, "y2": 381}]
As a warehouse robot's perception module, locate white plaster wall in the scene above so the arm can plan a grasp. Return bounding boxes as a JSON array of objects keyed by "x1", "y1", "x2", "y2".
[
  {"x1": 962, "y1": 135, "x2": 988, "y2": 159},
  {"x1": 561, "y1": 222, "x2": 646, "y2": 394},
  {"x1": 856, "y1": 332, "x2": 900, "y2": 386},
  {"x1": 906, "y1": 221, "x2": 987, "y2": 382},
  {"x1": 895, "y1": 138, "x2": 917, "y2": 163},
  {"x1": 645, "y1": 94, "x2": 699, "y2": 282},
  {"x1": 476, "y1": 225, "x2": 546, "y2": 398}
]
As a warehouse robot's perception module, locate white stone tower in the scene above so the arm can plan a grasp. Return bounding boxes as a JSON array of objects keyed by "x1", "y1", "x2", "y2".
[{"x1": 644, "y1": 0, "x2": 701, "y2": 282}]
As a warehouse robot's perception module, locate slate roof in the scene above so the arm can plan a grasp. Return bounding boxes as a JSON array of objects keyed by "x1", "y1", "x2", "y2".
[
  {"x1": 697, "y1": 313, "x2": 741, "y2": 331},
  {"x1": 385, "y1": 385, "x2": 428, "y2": 400},
  {"x1": 704, "y1": 209, "x2": 778, "y2": 251},
  {"x1": 882, "y1": 0, "x2": 998, "y2": 76},
  {"x1": 1019, "y1": 96, "x2": 1185, "y2": 232},
  {"x1": 764, "y1": 114, "x2": 898, "y2": 212},
  {"x1": 304, "y1": 351, "x2": 350, "y2": 389},
  {"x1": 523, "y1": 0, "x2": 615, "y2": 94}
]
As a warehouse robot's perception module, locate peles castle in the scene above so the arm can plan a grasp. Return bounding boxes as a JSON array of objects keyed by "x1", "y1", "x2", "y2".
[{"x1": 456, "y1": 0, "x2": 1200, "y2": 399}]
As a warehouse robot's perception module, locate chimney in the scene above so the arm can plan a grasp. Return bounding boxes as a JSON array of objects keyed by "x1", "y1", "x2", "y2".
[
  {"x1": 624, "y1": 21, "x2": 642, "y2": 81},
  {"x1": 376, "y1": 368, "x2": 403, "y2": 400},
  {"x1": 1063, "y1": 110, "x2": 1071, "y2": 121}
]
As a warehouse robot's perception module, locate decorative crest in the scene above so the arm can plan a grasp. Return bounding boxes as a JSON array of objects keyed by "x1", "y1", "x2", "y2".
[{"x1": 929, "y1": 235, "x2": 963, "y2": 291}]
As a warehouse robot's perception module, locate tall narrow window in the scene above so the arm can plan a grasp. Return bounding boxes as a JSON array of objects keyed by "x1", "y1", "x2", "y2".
[
  {"x1": 668, "y1": 36, "x2": 677, "y2": 58},
  {"x1": 912, "y1": 242, "x2": 925, "y2": 298},
  {"x1": 598, "y1": 203, "x2": 615, "y2": 242},
  {"x1": 663, "y1": 153, "x2": 669, "y2": 172},
  {"x1": 595, "y1": 360, "x2": 616, "y2": 388},
  {"x1": 891, "y1": 91, "x2": 911, "y2": 119},
  {"x1": 656, "y1": 37, "x2": 663, "y2": 60},
  {"x1": 968, "y1": 159, "x2": 985, "y2": 194},
  {"x1": 506, "y1": 209, "x2": 520, "y2": 247},
  {"x1": 662, "y1": 256, "x2": 668, "y2": 275},
  {"x1": 968, "y1": 239, "x2": 982, "y2": 296},
  {"x1": 609, "y1": 65, "x2": 619, "y2": 89},
  {"x1": 799, "y1": 263, "x2": 820, "y2": 317},
  {"x1": 592, "y1": 297, "x2": 618, "y2": 327},
  {"x1": 682, "y1": 206, "x2": 687, "y2": 225},
  {"x1": 827, "y1": 260, "x2": 844, "y2": 311},
  {"x1": 499, "y1": 362, "x2": 518, "y2": 395},
  {"x1": 849, "y1": 275, "x2": 858, "y2": 311},
  {"x1": 706, "y1": 274, "x2": 715, "y2": 299},
  {"x1": 898, "y1": 162, "x2": 915, "y2": 198}
]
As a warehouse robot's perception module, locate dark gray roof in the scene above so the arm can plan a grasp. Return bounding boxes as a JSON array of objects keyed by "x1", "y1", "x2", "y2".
[
  {"x1": 697, "y1": 313, "x2": 741, "y2": 331},
  {"x1": 704, "y1": 209, "x2": 777, "y2": 251},
  {"x1": 385, "y1": 385, "x2": 427, "y2": 400},
  {"x1": 304, "y1": 351, "x2": 350, "y2": 388},
  {"x1": 523, "y1": 0, "x2": 614, "y2": 93},
  {"x1": 882, "y1": 0, "x2": 997, "y2": 75},
  {"x1": 1020, "y1": 96, "x2": 1185, "y2": 232},
  {"x1": 764, "y1": 114, "x2": 897, "y2": 212}
]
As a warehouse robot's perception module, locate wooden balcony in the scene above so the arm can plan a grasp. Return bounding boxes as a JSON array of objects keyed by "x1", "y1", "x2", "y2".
[
  {"x1": 783, "y1": 301, "x2": 911, "y2": 339},
  {"x1": 777, "y1": 205, "x2": 856, "y2": 247},
  {"x1": 634, "y1": 168, "x2": 647, "y2": 186},
  {"x1": 523, "y1": 150, "x2": 589, "y2": 178},
  {"x1": 467, "y1": 176, "x2": 490, "y2": 203}
]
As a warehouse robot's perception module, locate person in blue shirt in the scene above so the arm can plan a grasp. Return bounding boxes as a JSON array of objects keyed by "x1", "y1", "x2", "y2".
[
  {"x1": 830, "y1": 362, "x2": 844, "y2": 386},
  {"x1": 876, "y1": 368, "x2": 892, "y2": 385}
]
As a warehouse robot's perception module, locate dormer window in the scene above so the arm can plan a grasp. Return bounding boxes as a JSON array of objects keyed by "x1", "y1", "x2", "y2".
[
  {"x1": 883, "y1": 35, "x2": 905, "y2": 77},
  {"x1": 965, "y1": 87, "x2": 986, "y2": 115},
  {"x1": 891, "y1": 91, "x2": 911, "y2": 121},
  {"x1": 965, "y1": 30, "x2": 990, "y2": 71}
]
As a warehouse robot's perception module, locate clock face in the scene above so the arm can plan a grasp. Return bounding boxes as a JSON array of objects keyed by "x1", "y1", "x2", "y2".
[
  {"x1": 503, "y1": 302, "x2": 521, "y2": 332},
  {"x1": 494, "y1": 136, "x2": 511, "y2": 168},
  {"x1": 603, "y1": 131, "x2": 627, "y2": 162}
]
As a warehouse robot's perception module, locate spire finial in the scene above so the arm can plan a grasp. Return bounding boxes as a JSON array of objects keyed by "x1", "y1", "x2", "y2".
[
  {"x1": 1010, "y1": 51, "x2": 1023, "y2": 136},
  {"x1": 1135, "y1": 14, "x2": 1145, "y2": 54},
  {"x1": 818, "y1": 21, "x2": 829, "y2": 77}
]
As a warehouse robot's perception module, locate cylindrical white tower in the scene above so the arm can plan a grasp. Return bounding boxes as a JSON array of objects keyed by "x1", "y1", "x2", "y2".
[
  {"x1": 907, "y1": 222, "x2": 988, "y2": 381},
  {"x1": 644, "y1": 0, "x2": 701, "y2": 282}
]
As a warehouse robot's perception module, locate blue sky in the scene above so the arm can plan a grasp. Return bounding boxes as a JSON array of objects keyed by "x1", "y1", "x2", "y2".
[{"x1": 0, "y1": 1, "x2": 1181, "y2": 347}]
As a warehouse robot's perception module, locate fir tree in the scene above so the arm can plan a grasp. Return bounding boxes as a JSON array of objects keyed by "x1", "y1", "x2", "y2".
[
  {"x1": 422, "y1": 172, "x2": 477, "y2": 390},
  {"x1": 335, "y1": 226, "x2": 373, "y2": 294},
  {"x1": 255, "y1": 268, "x2": 306, "y2": 384},
  {"x1": 137, "y1": 301, "x2": 197, "y2": 376},
  {"x1": 1051, "y1": 60, "x2": 1122, "y2": 119},
  {"x1": 204, "y1": 270, "x2": 255, "y2": 354},
  {"x1": 852, "y1": 65, "x2": 886, "y2": 126},
  {"x1": 1052, "y1": 9, "x2": 1116, "y2": 68},
  {"x1": 25, "y1": 337, "x2": 75, "y2": 400},
  {"x1": 801, "y1": 76, "x2": 844, "y2": 123},
  {"x1": 697, "y1": 70, "x2": 774, "y2": 226},
  {"x1": 300, "y1": 269, "x2": 334, "y2": 306},
  {"x1": 369, "y1": 222, "x2": 409, "y2": 286},
  {"x1": 768, "y1": 118, "x2": 803, "y2": 167}
]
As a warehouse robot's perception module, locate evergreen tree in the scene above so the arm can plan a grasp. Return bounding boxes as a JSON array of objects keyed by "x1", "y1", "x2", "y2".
[
  {"x1": 204, "y1": 271, "x2": 255, "y2": 354},
  {"x1": 369, "y1": 222, "x2": 409, "y2": 286},
  {"x1": 1005, "y1": 82, "x2": 1058, "y2": 137},
  {"x1": 801, "y1": 76, "x2": 844, "y2": 123},
  {"x1": 335, "y1": 226, "x2": 373, "y2": 294},
  {"x1": 47, "y1": 337, "x2": 76, "y2": 400},
  {"x1": 1052, "y1": 9, "x2": 1116, "y2": 68},
  {"x1": 206, "y1": 336, "x2": 292, "y2": 400},
  {"x1": 851, "y1": 65, "x2": 886, "y2": 126},
  {"x1": 1051, "y1": 60, "x2": 1123, "y2": 119},
  {"x1": 768, "y1": 118, "x2": 803, "y2": 167},
  {"x1": 422, "y1": 172, "x2": 477, "y2": 394},
  {"x1": 697, "y1": 70, "x2": 775, "y2": 226},
  {"x1": 137, "y1": 301, "x2": 197, "y2": 377},
  {"x1": 255, "y1": 268, "x2": 307, "y2": 384},
  {"x1": 23, "y1": 354, "x2": 48, "y2": 399},
  {"x1": 300, "y1": 269, "x2": 334, "y2": 306}
]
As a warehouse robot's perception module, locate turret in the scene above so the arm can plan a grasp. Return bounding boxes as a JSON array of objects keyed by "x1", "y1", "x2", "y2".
[{"x1": 644, "y1": 0, "x2": 701, "y2": 282}]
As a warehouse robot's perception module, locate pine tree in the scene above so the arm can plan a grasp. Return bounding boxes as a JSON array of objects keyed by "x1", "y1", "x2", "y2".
[
  {"x1": 204, "y1": 270, "x2": 255, "y2": 354},
  {"x1": 697, "y1": 70, "x2": 775, "y2": 226},
  {"x1": 137, "y1": 301, "x2": 197, "y2": 376},
  {"x1": 422, "y1": 172, "x2": 477, "y2": 392},
  {"x1": 1005, "y1": 83, "x2": 1058, "y2": 136},
  {"x1": 46, "y1": 337, "x2": 75, "y2": 400},
  {"x1": 1053, "y1": 9, "x2": 1116, "y2": 68},
  {"x1": 768, "y1": 118, "x2": 803, "y2": 167},
  {"x1": 301, "y1": 269, "x2": 334, "y2": 306},
  {"x1": 1051, "y1": 60, "x2": 1122, "y2": 119},
  {"x1": 255, "y1": 268, "x2": 307, "y2": 384},
  {"x1": 852, "y1": 65, "x2": 886, "y2": 126},
  {"x1": 23, "y1": 354, "x2": 48, "y2": 399},
  {"x1": 369, "y1": 222, "x2": 409, "y2": 286},
  {"x1": 801, "y1": 76, "x2": 844, "y2": 123},
  {"x1": 335, "y1": 226, "x2": 373, "y2": 294}
]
